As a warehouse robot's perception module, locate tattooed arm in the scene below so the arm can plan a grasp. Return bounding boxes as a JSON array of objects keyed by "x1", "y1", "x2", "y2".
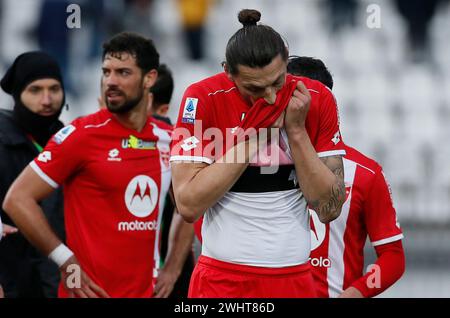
[
  {"x1": 285, "y1": 81, "x2": 345, "y2": 223},
  {"x1": 287, "y1": 130, "x2": 345, "y2": 223},
  {"x1": 311, "y1": 155, "x2": 345, "y2": 223}
]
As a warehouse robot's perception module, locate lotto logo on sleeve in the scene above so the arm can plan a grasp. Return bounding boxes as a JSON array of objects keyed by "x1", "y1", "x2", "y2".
[
  {"x1": 331, "y1": 131, "x2": 341, "y2": 145},
  {"x1": 37, "y1": 151, "x2": 52, "y2": 163},
  {"x1": 181, "y1": 98, "x2": 198, "y2": 124},
  {"x1": 181, "y1": 136, "x2": 200, "y2": 151}
]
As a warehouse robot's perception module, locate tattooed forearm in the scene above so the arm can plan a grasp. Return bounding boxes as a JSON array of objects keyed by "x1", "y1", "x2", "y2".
[{"x1": 310, "y1": 156, "x2": 345, "y2": 223}]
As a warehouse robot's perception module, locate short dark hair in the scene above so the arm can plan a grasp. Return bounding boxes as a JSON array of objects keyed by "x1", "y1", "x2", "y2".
[
  {"x1": 225, "y1": 9, "x2": 288, "y2": 75},
  {"x1": 287, "y1": 56, "x2": 333, "y2": 90},
  {"x1": 102, "y1": 32, "x2": 160, "y2": 74},
  {"x1": 150, "y1": 64, "x2": 174, "y2": 109}
]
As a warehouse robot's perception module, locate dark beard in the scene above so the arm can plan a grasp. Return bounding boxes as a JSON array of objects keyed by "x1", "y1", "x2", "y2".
[
  {"x1": 106, "y1": 90, "x2": 144, "y2": 114},
  {"x1": 13, "y1": 98, "x2": 64, "y2": 147}
]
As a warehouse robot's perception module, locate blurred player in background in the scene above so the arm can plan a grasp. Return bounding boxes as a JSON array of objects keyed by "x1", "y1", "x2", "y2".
[
  {"x1": 288, "y1": 56, "x2": 405, "y2": 298},
  {"x1": 148, "y1": 64, "x2": 195, "y2": 298}
]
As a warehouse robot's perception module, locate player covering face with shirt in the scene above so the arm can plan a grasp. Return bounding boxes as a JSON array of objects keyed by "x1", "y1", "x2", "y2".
[{"x1": 171, "y1": 9, "x2": 346, "y2": 298}]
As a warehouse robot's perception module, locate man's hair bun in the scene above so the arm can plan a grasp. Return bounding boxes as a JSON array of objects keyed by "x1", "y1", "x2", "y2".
[{"x1": 238, "y1": 9, "x2": 261, "y2": 27}]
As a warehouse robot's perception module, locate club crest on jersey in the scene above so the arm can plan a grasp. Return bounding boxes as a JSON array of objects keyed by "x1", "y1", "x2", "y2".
[
  {"x1": 181, "y1": 98, "x2": 198, "y2": 124},
  {"x1": 53, "y1": 125, "x2": 76, "y2": 144},
  {"x1": 122, "y1": 135, "x2": 156, "y2": 150}
]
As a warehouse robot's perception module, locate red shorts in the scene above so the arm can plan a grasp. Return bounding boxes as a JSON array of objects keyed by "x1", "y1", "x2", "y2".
[{"x1": 188, "y1": 255, "x2": 317, "y2": 298}]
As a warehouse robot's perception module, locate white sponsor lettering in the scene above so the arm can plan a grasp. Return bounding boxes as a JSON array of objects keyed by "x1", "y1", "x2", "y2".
[
  {"x1": 118, "y1": 220, "x2": 158, "y2": 232},
  {"x1": 309, "y1": 256, "x2": 331, "y2": 268}
]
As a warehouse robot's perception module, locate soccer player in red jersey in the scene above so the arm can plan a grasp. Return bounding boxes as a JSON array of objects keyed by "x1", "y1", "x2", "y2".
[
  {"x1": 3, "y1": 32, "x2": 193, "y2": 298},
  {"x1": 170, "y1": 9, "x2": 346, "y2": 298},
  {"x1": 288, "y1": 56, "x2": 405, "y2": 298}
]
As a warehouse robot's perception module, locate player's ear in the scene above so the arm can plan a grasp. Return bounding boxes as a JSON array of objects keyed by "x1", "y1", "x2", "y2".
[
  {"x1": 223, "y1": 63, "x2": 233, "y2": 81},
  {"x1": 143, "y1": 69, "x2": 158, "y2": 90},
  {"x1": 157, "y1": 104, "x2": 169, "y2": 116}
]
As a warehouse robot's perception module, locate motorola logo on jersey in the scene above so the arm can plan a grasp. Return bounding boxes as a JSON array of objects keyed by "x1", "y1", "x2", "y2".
[
  {"x1": 118, "y1": 220, "x2": 158, "y2": 232},
  {"x1": 124, "y1": 175, "x2": 159, "y2": 218},
  {"x1": 309, "y1": 256, "x2": 331, "y2": 268},
  {"x1": 310, "y1": 208, "x2": 327, "y2": 251},
  {"x1": 309, "y1": 209, "x2": 331, "y2": 268}
]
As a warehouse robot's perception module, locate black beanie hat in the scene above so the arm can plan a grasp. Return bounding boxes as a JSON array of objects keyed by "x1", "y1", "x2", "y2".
[{"x1": 0, "y1": 51, "x2": 64, "y2": 98}]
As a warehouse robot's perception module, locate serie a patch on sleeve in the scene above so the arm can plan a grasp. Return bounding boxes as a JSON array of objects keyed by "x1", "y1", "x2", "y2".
[
  {"x1": 53, "y1": 125, "x2": 76, "y2": 144},
  {"x1": 181, "y1": 97, "x2": 198, "y2": 124}
]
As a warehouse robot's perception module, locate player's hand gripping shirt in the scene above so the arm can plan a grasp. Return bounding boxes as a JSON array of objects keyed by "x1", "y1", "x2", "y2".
[
  {"x1": 309, "y1": 145, "x2": 403, "y2": 297},
  {"x1": 31, "y1": 109, "x2": 172, "y2": 297},
  {"x1": 171, "y1": 73, "x2": 345, "y2": 267}
]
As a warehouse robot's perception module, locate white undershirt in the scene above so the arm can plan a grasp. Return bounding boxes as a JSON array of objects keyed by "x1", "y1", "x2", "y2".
[{"x1": 201, "y1": 189, "x2": 311, "y2": 267}]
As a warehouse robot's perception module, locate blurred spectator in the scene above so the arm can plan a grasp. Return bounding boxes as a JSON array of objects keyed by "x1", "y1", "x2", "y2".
[
  {"x1": 80, "y1": 0, "x2": 107, "y2": 61},
  {"x1": 0, "y1": 51, "x2": 66, "y2": 298},
  {"x1": 0, "y1": 0, "x2": 3, "y2": 66},
  {"x1": 394, "y1": 0, "x2": 441, "y2": 63},
  {"x1": 36, "y1": 0, "x2": 73, "y2": 95},
  {"x1": 325, "y1": 0, "x2": 358, "y2": 34},
  {"x1": 177, "y1": 0, "x2": 212, "y2": 60},
  {"x1": 123, "y1": 0, "x2": 155, "y2": 37},
  {"x1": 103, "y1": 1, "x2": 127, "y2": 38},
  {"x1": 150, "y1": 64, "x2": 174, "y2": 120}
]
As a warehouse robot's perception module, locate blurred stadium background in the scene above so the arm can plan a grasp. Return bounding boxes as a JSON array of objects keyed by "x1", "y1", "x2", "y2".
[{"x1": 0, "y1": 0, "x2": 449, "y2": 297}]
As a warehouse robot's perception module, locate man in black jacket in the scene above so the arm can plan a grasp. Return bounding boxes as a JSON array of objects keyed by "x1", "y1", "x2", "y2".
[{"x1": 0, "y1": 51, "x2": 66, "y2": 298}]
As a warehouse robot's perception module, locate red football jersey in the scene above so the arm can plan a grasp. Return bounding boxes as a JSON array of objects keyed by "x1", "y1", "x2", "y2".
[
  {"x1": 171, "y1": 72, "x2": 346, "y2": 268},
  {"x1": 171, "y1": 72, "x2": 345, "y2": 164},
  {"x1": 31, "y1": 109, "x2": 172, "y2": 297},
  {"x1": 309, "y1": 145, "x2": 404, "y2": 297}
]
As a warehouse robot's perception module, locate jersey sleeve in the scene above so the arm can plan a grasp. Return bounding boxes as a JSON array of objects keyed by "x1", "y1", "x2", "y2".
[
  {"x1": 315, "y1": 87, "x2": 346, "y2": 158},
  {"x1": 170, "y1": 84, "x2": 214, "y2": 164},
  {"x1": 30, "y1": 123, "x2": 85, "y2": 188},
  {"x1": 364, "y1": 168, "x2": 404, "y2": 246}
]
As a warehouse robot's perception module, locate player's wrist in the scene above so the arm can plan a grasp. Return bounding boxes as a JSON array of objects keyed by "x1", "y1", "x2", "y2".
[
  {"x1": 349, "y1": 280, "x2": 369, "y2": 298},
  {"x1": 48, "y1": 243, "x2": 74, "y2": 268},
  {"x1": 285, "y1": 125, "x2": 308, "y2": 137}
]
